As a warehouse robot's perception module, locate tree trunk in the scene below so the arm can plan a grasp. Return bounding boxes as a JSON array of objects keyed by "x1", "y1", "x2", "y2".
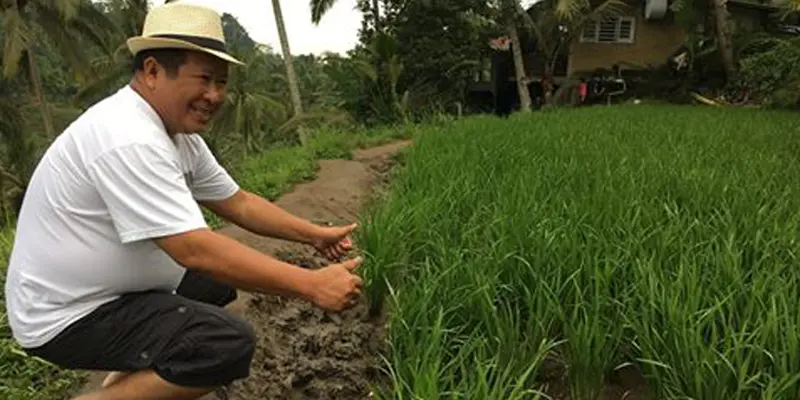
[
  {"x1": 509, "y1": 23, "x2": 532, "y2": 112},
  {"x1": 711, "y1": 0, "x2": 736, "y2": 82},
  {"x1": 271, "y1": 0, "x2": 308, "y2": 145},
  {"x1": 542, "y1": 64, "x2": 554, "y2": 106},
  {"x1": 26, "y1": 48, "x2": 55, "y2": 138},
  {"x1": 372, "y1": 0, "x2": 381, "y2": 33}
]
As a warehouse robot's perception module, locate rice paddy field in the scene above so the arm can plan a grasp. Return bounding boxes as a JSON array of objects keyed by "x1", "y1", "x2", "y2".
[{"x1": 357, "y1": 105, "x2": 800, "y2": 399}]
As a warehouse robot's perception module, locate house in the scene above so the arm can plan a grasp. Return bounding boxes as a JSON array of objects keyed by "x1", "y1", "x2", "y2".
[
  {"x1": 570, "y1": 0, "x2": 789, "y2": 76},
  {"x1": 465, "y1": 0, "x2": 790, "y2": 114}
]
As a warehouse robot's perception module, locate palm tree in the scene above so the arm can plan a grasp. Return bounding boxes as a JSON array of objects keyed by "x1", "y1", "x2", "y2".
[
  {"x1": 271, "y1": 0, "x2": 308, "y2": 145},
  {"x1": 72, "y1": 0, "x2": 148, "y2": 107},
  {"x1": 207, "y1": 49, "x2": 290, "y2": 159},
  {"x1": 711, "y1": 0, "x2": 736, "y2": 81},
  {"x1": 0, "y1": 71, "x2": 40, "y2": 215},
  {"x1": 1, "y1": 0, "x2": 116, "y2": 138},
  {"x1": 502, "y1": 0, "x2": 534, "y2": 112},
  {"x1": 311, "y1": 0, "x2": 381, "y2": 33},
  {"x1": 0, "y1": 99, "x2": 30, "y2": 195}
]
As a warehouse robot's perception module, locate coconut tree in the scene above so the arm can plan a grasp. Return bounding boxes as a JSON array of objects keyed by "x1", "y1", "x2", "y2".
[
  {"x1": 711, "y1": 0, "x2": 736, "y2": 81},
  {"x1": 206, "y1": 49, "x2": 290, "y2": 159},
  {"x1": 0, "y1": 67, "x2": 39, "y2": 216},
  {"x1": 271, "y1": 0, "x2": 308, "y2": 145},
  {"x1": 1, "y1": 0, "x2": 116, "y2": 138},
  {"x1": 498, "y1": 0, "x2": 534, "y2": 111},
  {"x1": 72, "y1": 0, "x2": 149, "y2": 107},
  {"x1": 311, "y1": 0, "x2": 381, "y2": 33}
]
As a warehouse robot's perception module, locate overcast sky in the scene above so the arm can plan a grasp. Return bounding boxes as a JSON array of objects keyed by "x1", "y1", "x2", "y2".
[
  {"x1": 145, "y1": 0, "x2": 540, "y2": 56},
  {"x1": 149, "y1": 0, "x2": 363, "y2": 56}
]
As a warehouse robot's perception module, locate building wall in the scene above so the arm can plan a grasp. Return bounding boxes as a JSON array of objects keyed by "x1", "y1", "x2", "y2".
[{"x1": 567, "y1": 4, "x2": 686, "y2": 76}]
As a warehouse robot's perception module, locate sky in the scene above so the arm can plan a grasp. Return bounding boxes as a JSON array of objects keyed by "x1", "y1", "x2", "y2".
[{"x1": 148, "y1": 0, "x2": 363, "y2": 56}]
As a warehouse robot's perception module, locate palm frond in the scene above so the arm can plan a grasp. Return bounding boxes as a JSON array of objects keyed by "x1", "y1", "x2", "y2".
[
  {"x1": 72, "y1": 60, "x2": 129, "y2": 106},
  {"x1": 248, "y1": 93, "x2": 290, "y2": 121},
  {"x1": 571, "y1": 0, "x2": 627, "y2": 27},
  {"x1": 2, "y1": 7, "x2": 30, "y2": 78},
  {"x1": 66, "y1": 1, "x2": 122, "y2": 53},
  {"x1": 32, "y1": 6, "x2": 91, "y2": 80},
  {"x1": 52, "y1": 0, "x2": 81, "y2": 22},
  {"x1": 310, "y1": 0, "x2": 337, "y2": 24},
  {"x1": 0, "y1": 98, "x2": 35, "y2": 188},
  {"x1": 555, "y1": 0, "x2": 587, "y2": 20}
]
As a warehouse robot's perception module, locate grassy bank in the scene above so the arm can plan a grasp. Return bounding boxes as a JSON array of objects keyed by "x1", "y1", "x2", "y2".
[
  {"x1": 204, "y1": 124, "x2": 412, "y2": 228},
  {"x1": 0, "y1": 123, "x2": 413, "y2": 399},
  {"x1": 359, "y1": 105, "x2": 800, "y2": 399}
]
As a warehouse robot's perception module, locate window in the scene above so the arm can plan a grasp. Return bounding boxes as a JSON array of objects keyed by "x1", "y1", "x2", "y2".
[{"x1": 580, "y1": 17, "x2": 635, "y2": 43}]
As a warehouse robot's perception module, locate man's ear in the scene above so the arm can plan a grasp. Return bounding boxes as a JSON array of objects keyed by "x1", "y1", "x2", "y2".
[{"x1": 141, "y1": 56, "x2": 161, "y2": 91}]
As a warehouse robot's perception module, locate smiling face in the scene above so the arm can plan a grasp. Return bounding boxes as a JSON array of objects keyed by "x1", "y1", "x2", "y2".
[{"x1": 135, "y1": 49, "x2": 229, "y2": 135}]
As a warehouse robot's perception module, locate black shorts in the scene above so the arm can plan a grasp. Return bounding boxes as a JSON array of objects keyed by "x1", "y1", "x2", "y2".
[{"x1": 23, "y1": 270, "x2": 256, "y2": 388}]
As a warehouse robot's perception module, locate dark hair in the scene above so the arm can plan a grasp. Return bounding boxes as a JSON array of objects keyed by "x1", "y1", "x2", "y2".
[{"x1": 131, "y1": 48, "x2": 189, "y2": 78}]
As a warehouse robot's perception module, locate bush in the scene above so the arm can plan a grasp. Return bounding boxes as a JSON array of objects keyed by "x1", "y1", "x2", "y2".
[{"x1": 730, "y1": 36, "x2": 800, "y2": 108}]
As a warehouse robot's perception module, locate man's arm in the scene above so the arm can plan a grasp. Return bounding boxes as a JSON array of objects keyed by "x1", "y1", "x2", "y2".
[
  {"x1": 88, "y1": 142, "x2": 361, "y2": 312},
  {"x1": 157, "y1": 227, "x2": 315, "y2": 297},
  {"x1": 155, "y1": 228, "x2": 363, "y2": 311},
  {"x1": 200, "y1": 189, "x2": 323, "y2": 245}
]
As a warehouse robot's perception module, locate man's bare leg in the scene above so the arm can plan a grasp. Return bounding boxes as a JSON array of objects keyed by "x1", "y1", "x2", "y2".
[
  {"x1": 102, "y1": 371, "x2": 132, "y2": 388},
  {"x1": 73, "y1": 369, "x2": 215, "y2": 400}
]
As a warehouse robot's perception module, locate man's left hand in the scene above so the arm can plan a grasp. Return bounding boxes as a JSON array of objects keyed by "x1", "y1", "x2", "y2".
[{"x1": 312, "y1": 222, "x2": 357, "y2": 261}]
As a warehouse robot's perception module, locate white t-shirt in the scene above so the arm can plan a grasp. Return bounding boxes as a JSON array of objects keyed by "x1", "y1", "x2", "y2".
[{"x1": 4, "y1": 85, "x2": 240, "y2": 348}]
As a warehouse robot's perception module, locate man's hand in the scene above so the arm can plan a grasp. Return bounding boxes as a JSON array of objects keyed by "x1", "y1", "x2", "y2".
[
  {"x1": 312, "y1": 222, "x2": 357, "y2": 261},
  {"x1": 309, "y1": 257, "x2": 363, "y2": 312}
]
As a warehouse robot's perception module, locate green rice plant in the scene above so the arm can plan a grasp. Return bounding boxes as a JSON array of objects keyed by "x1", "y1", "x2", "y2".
[{"x1": 360, "y1": 105, "x2": 800, "y2": 399}]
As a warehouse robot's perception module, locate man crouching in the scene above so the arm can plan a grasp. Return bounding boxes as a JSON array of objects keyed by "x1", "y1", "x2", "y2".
[{"x1": 3, "y1": 3, "x2": 364, "y2": 400}]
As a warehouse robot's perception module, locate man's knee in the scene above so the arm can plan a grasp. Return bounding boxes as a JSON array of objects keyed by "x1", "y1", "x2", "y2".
[
  {"x1": 218, "y1": 313, "x2": 257, "y2": 366},
  {"x1": 156, "y1": 304, "x2": 256, "y2": 388}
]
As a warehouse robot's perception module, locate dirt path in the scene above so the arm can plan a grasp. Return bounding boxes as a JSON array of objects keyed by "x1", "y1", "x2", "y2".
[{"x1": 75, "y1": 140, "x2": 410, "y2": 399}]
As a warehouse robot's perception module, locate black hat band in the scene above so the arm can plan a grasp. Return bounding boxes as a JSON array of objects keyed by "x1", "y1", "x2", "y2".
[{"x1": 151, "y1": 34, "x2": 227, "y2": 52}]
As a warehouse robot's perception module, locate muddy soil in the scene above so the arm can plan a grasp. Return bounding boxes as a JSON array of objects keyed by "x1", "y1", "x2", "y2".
[
  {"x1": 218, "y1": 252, "x2": 386, "y2": 400},
  {"x1": 216, "y1": 141, "x2": 408, "y2": 400}
]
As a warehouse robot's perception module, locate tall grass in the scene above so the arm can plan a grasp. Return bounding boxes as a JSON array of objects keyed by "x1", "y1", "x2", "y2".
[{"x1": 359, "y1": 105, "x2": 800, "y2": 399}]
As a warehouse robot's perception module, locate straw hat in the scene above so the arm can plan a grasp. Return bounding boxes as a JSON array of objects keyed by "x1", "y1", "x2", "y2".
[{"x1": 126, "y1": 2, "x2": 243, "y2": 66}]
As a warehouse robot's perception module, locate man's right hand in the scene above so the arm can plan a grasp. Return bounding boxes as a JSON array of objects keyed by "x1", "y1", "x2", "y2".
[{"x1": 308, "y1": 257, "x2": 364, "y2": 312}]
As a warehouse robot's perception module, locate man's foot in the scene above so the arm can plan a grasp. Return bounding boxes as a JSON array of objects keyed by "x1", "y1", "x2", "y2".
[{"x1": 102, "y1": 371, "x2": 133, "y2": 388}]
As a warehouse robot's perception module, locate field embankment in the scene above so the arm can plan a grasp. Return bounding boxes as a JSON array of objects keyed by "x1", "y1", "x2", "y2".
[{"x1": 359, "y1": 105, "x2": 800, "y2": 399}]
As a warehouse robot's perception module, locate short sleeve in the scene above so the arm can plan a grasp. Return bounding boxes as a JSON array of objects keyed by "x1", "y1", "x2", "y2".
[
  {"x1": 185, "y1": 136, "x2": 240, "y2": 201},
  {"x1": 88, "y1": 143, "x2": 208, "y2": 243}
]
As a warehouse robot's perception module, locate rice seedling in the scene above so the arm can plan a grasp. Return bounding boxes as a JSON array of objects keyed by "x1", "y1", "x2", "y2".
[{"x1": 359, "y1": 105, "x2": 800, "y2": 399}]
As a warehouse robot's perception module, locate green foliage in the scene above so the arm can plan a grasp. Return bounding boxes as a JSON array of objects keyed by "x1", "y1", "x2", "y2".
[
  {"x1": 308, "y1": 130, "x2": 355, "y2": 160},
  {"x1": 1, "y1": 0, "x2": 116, "y2": 82},
  {"x1": 360, "y1": 106, "x2": 800, "y2": 399},
  {"x1": 383, "y1": 0, "x2": 497, "y2": 111},
  {"x1": 310, "y1": 0, "x2": 337, "y2": 24},
  {"x1": 732, "y1": 36, "x2": 800, "y2": 108},
  {"x1": 236, "y1": 144, "x2": 318, "y2": 201}
]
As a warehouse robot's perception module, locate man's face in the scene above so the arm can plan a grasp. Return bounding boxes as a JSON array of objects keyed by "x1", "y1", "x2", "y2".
[{"x1": 149, "y1": 51, "x2": 229, "y2": 134}]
